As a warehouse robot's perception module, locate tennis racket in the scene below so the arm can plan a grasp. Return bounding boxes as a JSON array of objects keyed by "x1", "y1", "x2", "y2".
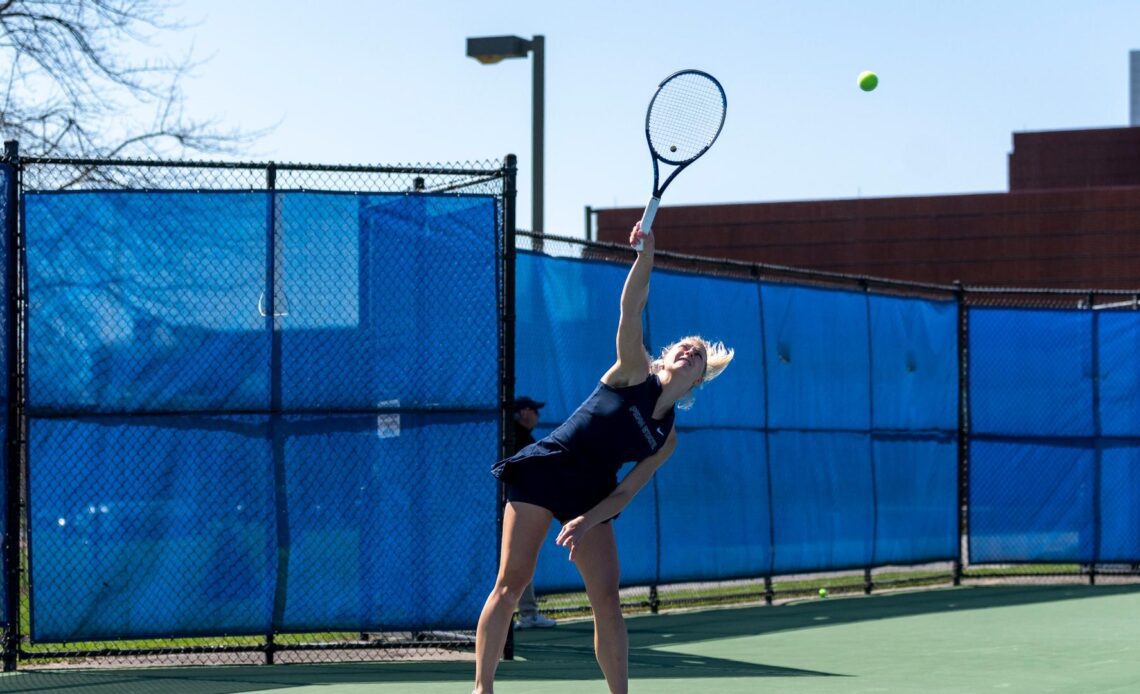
[{"x1": 634, "y1": 69, "x2": 727, "y2": 250}]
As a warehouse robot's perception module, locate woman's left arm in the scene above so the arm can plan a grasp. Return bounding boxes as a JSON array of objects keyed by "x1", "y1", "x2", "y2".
[{"x1": 556, "y1": 429, "x2": 678, "y2": 560}]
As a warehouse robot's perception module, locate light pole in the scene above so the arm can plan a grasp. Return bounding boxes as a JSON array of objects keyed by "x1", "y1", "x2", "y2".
[{"x1": 467, "y1": 35, "x2": 544, "y2": 244}]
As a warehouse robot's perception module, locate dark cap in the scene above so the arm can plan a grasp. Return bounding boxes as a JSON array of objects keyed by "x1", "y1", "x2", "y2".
[{"x1": 513, "y1": 396, "x2": 545, "y2": 411}]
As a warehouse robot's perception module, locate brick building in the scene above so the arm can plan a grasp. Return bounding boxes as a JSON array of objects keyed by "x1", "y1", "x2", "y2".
[{"x1": 595, "y1": 127, "x2": 1140, "y2": 289}]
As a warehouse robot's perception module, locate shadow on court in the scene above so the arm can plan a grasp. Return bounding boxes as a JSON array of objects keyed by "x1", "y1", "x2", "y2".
[{"x1": 0, "y1": 584, "x2": 1135, "y2": 692}]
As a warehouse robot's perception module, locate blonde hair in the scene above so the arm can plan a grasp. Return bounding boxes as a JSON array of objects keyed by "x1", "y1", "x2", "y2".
[{"x1": 650, "y1": 335, "x2": 735, "y2": 410}]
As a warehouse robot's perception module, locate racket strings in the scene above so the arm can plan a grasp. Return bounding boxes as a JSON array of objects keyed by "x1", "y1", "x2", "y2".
[{"x1": 648, "y1": 74, "x2": 725, "y2": 163}]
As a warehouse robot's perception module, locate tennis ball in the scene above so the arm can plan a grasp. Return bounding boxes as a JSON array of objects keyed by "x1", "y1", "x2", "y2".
[
  {"x1": 818, "y1": 588, "x2": 829, "y2": 598},
  {"x1": 669, "y1": 145, "x2": 677, "y2": 152},
  {"x1": 858, "y1": 70, "x2": 878, "y2": 92}
]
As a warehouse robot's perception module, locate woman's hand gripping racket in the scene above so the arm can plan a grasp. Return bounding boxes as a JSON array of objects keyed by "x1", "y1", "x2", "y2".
[{"x1": 633, "y1": 69, "x2": 727, "y2": 250}]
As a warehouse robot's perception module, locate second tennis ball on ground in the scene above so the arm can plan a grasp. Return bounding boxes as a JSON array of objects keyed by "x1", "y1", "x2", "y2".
[
  {"x1": 819, "y1": 588, "x2": 828, "y2": 598},
  {"x1": 858, "y1": 70, "x2": 878, "y2": 92}
]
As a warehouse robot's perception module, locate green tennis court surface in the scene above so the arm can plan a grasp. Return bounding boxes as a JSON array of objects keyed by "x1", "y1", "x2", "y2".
[{"x1": 2, "y1": 584, "x2": 1137, "y2": 693}]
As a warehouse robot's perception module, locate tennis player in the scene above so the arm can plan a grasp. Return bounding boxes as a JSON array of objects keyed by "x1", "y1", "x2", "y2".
[{"x1": 473, "y1": 221, "x2": 734, "y2": 694}]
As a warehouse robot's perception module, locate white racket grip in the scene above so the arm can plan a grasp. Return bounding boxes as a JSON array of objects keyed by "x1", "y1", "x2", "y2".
[{"x1": 633, "y1": 196, "x2": 660, "y2": 251}]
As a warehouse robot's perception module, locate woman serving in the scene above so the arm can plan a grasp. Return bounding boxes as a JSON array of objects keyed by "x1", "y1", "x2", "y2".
[{"x1": 474, "y1": 221, "x2": 734, "y2": 694}]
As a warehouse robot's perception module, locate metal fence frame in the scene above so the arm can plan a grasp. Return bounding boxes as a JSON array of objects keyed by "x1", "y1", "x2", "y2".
[
  {"x1": 0, "y1": 142, "x2": 518, "y2": 670},
  {"x1": 0, "y1": 144, "x2": 1136, "y2": 670},
  {"x1": 518, "y1": 231, "x2": 1140, "y2": 617}
]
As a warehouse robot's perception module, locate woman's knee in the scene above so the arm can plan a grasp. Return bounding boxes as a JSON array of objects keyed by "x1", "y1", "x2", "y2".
[
  {"x1": 492, "y1": 572, "x2": 532, "y2": 606},
  {"x1": 588, "y1": 584, "x2": 622, "y2": 617}
]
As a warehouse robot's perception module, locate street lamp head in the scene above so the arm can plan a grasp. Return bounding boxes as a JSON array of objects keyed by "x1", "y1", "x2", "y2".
[
  {"x1": 466, "y1": 35, "x2": 532, "y2": 64},
  {"x1": 464, "y1": 33, "x2": 545, "y2": 236}
]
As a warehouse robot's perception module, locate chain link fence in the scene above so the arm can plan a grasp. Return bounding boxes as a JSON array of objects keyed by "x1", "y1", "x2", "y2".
[
  {"x1": 517, "y1": 231, "x2": 1140, "y2": 624},
  {"x1": 3, "y1": 150, "x2": 516, "y2": 668},
  {"x1": 0, "y1": 154, "x2": 1137, "y2": 671}
]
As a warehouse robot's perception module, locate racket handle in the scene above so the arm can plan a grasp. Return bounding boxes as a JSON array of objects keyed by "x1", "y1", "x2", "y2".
[{"x1": 633, "y1": 196, "x2": 660, "y2": 251}]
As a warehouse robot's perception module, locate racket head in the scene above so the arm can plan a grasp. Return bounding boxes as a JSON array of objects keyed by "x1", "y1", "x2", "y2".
[{"x1": 645, "y1": 69, "x2": 727, "y2": 167}]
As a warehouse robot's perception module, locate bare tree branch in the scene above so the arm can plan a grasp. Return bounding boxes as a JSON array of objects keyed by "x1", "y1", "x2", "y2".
[{"x1": 0, "y1": 0, "x2": 266, "y2": 164}]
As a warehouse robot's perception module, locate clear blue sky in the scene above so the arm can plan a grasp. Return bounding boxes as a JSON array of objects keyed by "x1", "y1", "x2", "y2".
[{"x1": 166, "y1": 0, "x2": 1140, "y2": 238}]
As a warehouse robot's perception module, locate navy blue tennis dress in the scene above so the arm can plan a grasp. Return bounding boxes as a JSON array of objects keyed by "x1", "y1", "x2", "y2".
[{"x1": 492, "y1": 374, "x2": 676, "y2": 522}]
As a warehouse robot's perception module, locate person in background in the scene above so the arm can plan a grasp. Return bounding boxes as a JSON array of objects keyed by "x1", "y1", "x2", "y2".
[{"x1": 510, "y1": 396, "x2": 557, "y2": 630}]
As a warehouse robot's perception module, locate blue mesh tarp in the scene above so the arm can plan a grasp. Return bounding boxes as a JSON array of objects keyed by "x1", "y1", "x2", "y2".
[
  {"x1": 646, "y1": 270, "x2": 765, "y2": 428},
  {"x1": 24, "y1": 191, "x2": 270, "y2": 413},
  {"x1": 518, "y1": 254, "x2": 960, "y2": 590},
  {"x1": 656, "y1": 429, "x2": 771, "y2": 580},
  {"x1": 514, "y1": 253, "x2": 626, "y2": 424},
  {"x1": 28, "y1": 415, "x2": 275, "y2": 641},
  {"x1": 872, "y1": 435, "x2": 958, "y2": 563},
  {"x1": 969, "y1": 308, "x2": 1140, "y2": 564},
  {"x1": 280, "y1": 413, "x2": 497, "y2": 630},
  {"x1": 762, "y1": 285, "x2": 870, "y2": 431},
  {"x1": 870, "y1": 295, "x2": 958, "y2": 431},
  {"x1": 970, "y1": 309, "x2": 1093, "y2": 437},
  {"x1": 24, "y1": 191, "x2": 500, "y2": 641},
  {"x1": 283, "y1": 194, "x2": 499, "y2": 409},
  {"x1": 969, "y1": 439, "x2": 1095, "y2": 563},
  {"x1": 1097, "y1": 312, "x2": 1140, "y2": 436},
  {"x1": 1099, "y1": 444, "x2": 1140, "y2": 560},
  {"x1": 769, "y1": 431, "x2": 874, "y2": 572}
]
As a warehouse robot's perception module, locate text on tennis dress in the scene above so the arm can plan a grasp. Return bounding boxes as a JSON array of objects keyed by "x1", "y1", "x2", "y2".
[{"x1": 629, "y1": 406, "x2": 658, "y2": 451}]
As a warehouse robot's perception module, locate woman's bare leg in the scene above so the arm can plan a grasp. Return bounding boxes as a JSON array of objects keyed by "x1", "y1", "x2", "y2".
[
  {"x1": 572, "y1": 522, "x2": 627, "y2": 694},
  {"x1": 474, "y1": 501, "x2": 552, "y2": 694}
]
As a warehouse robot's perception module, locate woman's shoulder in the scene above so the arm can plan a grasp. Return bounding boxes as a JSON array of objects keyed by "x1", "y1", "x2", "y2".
[{"x1": 600, "y1": 362, "x2": 651, "y2": 390}]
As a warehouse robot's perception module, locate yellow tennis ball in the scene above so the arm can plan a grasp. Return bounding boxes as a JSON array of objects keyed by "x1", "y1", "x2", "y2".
[
  {"x1": 819, "y1": 588, "x2": 829, "y2": 598},
  {"x1": 858, "y1": 71, "x2": 878, "y2": 92}
]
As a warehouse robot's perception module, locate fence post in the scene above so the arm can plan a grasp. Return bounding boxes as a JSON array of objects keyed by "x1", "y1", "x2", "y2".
[
  {"x1": 2, "y1": 140, "x2": 21, "y2": 672},
  {"x1": 954, "y1": 281, "x2": 967, "y2": 586},
  {"x1": 501, "y1": 154, "x2": 518, "y2": 661},
  {"x1": 860, "y1": 279, "x2": 878, "y2": 594},
  {"x1": 1089, "y1": 291, "x2": 1100, "y2": 586},
  {"x1": 264, "y1": 162, "x2": 288, "y2": 665},
  {"x1": 753, "y1": 265, "x2": 778, "y2": 604}
]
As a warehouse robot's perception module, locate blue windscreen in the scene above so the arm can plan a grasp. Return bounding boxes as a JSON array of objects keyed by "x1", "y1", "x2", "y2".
[
  {"x1": 870, "y1": 295, "x2": 958, "y2": 431},
  {"x1": 969, "y1": 439, "x2": 1095, "y2": 563},
  {"x1": 1099, "y1": 444, "x2": 1140, "y2": 561},
  {"x1": 24, "y1": 191, "x2": 271, "y2": 414},
  {"x1": 518, "y1": 253, "x2": 960, "y2": 590},
  {"x1": 968, "y1": 307, "x2": 1140, "y2": 564},
  {"x1": 769, "y1": 431, "x2": 874, "y2": 572},
  {"x1": 656, "y1": 429, "x2": 771, "y2": 581},
  {"x1": 1097, "y1": 312, "x2": 1140, "y2": 436},
  {"x1": 969, "y1": 309, "x2": 1093, "y2": 437},
  {"x1": 647, "y1": 270, "x2": 765, "y2": 429},
  {"x1": 761, "y1": 284, "x2": 870, "y2": 431},
  {"x1": 279, "y1": 413, "x2": 497, "y2": 630},
  {"x1": 514, "y1": 252, "x2": 627, "y2": 423},
  {"x1": 283, "y1": 193, "x2": 499, "y2": 409},
  {"x1": 872, "y1": 435, "x2": 958, "y2": 562},
  {"x1": 24, "y1": 191, "x2": 500, "y2": 641},
  {"x1": 29, "y1": 415, "x2": 276, "y2": 640}
]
